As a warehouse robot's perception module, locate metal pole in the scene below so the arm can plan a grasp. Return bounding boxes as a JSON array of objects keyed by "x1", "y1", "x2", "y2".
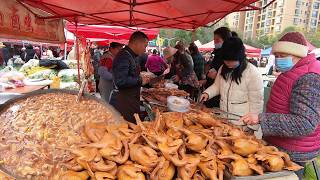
[
  {"x1": 75, "y1": 20, "x2": 81, "y2": 83},
  {"x1": 64, "y1": 42, "x2": 67, "y2": 60}
]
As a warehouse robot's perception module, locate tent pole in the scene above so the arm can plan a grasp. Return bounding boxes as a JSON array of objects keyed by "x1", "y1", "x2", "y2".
[
  {"x1": 75, "y1": 19, "x2": 81, "y2": 83},
  {"x1": 64, "y1": 43, "x2": 67, "y2": 60}
]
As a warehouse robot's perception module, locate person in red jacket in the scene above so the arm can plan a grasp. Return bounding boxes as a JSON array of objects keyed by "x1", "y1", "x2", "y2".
[
  {"x1": 98, "y1": 42, "x2": 123, "y2": 102},
  {"x1": 241, "y1": 32, "x2": 320, "y2": 179}
]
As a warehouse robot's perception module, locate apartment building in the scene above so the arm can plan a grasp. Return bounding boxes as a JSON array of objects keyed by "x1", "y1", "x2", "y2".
[{"x1": 218, "y1": 0, "x2": 320, "y2": 40}]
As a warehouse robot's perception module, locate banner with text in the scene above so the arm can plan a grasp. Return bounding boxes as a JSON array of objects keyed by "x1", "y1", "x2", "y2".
[{"x1": 0, "y1": 0, "x2": 65, "y2": 44}]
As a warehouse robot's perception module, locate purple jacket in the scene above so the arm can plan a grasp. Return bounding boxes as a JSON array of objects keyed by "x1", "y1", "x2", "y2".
[
  {"x1": 145, "y1": 55, "x2": 167, "y2": 73},
  {"x1": 260, "y1": 54, "x2": 320, "y2": 160}
]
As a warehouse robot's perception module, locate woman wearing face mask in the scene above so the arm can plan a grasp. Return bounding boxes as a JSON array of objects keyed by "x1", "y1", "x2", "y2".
[
  {"x1": 200, "y1": 37, "x2": 264, "y2": 122},
  {"x1": 241, "y1": 32, "x2": 320, "y2": 178},
  {"x1": 204, "y1": 27, "x2": 232, "y2": 108}
]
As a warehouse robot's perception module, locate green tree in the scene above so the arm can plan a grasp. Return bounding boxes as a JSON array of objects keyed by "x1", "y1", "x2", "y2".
[
  {"x1": 305, "y1": 30, "x2": 320, "y2": 48},
  {"x1": 173, "y1": 30, "x2": 192, "y2": 45},
  {"x1": 277, "y1": 26, "x2": 297, "y2": 39}
]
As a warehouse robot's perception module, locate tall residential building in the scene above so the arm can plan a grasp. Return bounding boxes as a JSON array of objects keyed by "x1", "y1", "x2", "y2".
[{"x1": 217, "y1": 0, "x2": 320, "y2": 40}]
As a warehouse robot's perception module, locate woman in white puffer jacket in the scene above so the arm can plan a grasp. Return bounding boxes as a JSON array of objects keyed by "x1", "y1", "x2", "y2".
[{"x1": 200, "y1": 37, "x2": 264, "y2": 118}]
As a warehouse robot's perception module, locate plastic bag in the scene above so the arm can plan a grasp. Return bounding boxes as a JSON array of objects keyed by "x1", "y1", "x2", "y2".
[
  {"x1": 60, "y1": 82, "x2": 80, "y2": 90},
  {"x1": 58, "y1": 69, "x2": 84, "y2": 82},
  {"x1": 304, "y1": 157, "x2": 320, "y2": 180},
  {"x1": 0, "y1": 70, "x2": 25, "y2": 83}
]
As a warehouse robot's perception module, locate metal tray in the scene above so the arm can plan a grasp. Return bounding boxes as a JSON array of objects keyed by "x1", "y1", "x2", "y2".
[
  {"x1": 0, "y1": 89, "x2": 122, "y2": 179},
  {"x1": 0, "y1": 89, "x2": 121, "y2": 118},
  {"x1": 224, "y1": 170, "x2": 294, "y2": 180}
]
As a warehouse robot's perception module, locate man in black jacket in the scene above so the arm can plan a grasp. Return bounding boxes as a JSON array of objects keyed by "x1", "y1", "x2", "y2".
[{"x1": 110, "y1": 31, "x2": 149, "y2": 123}]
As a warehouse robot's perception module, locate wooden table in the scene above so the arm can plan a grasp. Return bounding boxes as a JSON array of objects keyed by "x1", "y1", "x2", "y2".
[{"x1": 3, "y1": 85, "x2": 49, "y2": 94}]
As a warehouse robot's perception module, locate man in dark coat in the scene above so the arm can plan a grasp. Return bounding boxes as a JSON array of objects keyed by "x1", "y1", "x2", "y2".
[{"x1": 110, "y1": 31, "x2": 149, "y2": 123}]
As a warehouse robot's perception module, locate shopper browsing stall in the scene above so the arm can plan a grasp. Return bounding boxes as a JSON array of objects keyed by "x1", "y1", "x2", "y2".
[
  {"x1": 110, "y1": 31, "x2": 150, "y2": 123},
  {"x1": 200, "y1": 37, "x2": 264, "y2": 118},
  {"x1": 204, "y1": 27, "x2": 232, "y2": 108},
  {"x1": 145, "y1": 49, "x2": 168, "y2": 76},
  {"x1": 173, "y1": 49, "x2": 206, "y2": 100},
  {"x1": 241, "y1": 32, "x2": 320, "y2": 178},
  {"x1": 98, "y1": 42, "x2": 123, "y2": 102},
  {"x1": 189, "y1": 42, "x2": 205, "y2": 81}
]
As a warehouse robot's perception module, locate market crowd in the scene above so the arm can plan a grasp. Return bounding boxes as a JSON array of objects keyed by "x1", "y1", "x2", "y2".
[{"x1": 94, "y1": 28, "x2": 319, "y2": 179}]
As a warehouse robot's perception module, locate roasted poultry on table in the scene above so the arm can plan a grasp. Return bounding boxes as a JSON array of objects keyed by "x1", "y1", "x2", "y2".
[{"x1": 0, "y1": 94, "x2": 302, "y2": 179}]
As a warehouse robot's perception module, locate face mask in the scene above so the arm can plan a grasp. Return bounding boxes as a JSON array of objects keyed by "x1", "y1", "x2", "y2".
[
  {"x1": 215, "y1": 43, "x2": 223, "y2": 49},
  {"x1": 225, "y1": 61, "x2": 240, "y2": 69},
  {"x1": 275, "y1": 57, "x2": 294, "y2": 72}
]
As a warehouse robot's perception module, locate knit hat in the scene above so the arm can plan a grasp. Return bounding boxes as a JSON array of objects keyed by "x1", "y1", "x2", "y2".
[
  {"x1": 221, "y1": 37, "x2": 246, "y2": 62},
  {"x1": 163, "y1": 47, "x2": 178, "y2": 59},
  {"x1": 272, "y1": 32, "x2": 308, "y2": 58}
]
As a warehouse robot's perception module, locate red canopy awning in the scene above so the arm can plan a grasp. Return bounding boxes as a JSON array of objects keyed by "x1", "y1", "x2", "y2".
[
  {"x1": 66, "y1": 22, "x2": 159, "y2": 40},
  {"x1": 20, "y1": 0, "x2": 264, "y2": 30},
  {"x1": 244, "y1": 44, "x2": 261, "y2": 54}
]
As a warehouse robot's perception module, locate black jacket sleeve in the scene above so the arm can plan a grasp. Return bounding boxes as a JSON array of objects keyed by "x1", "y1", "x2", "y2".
[{"x1": 112, "y1": 51, "x2": 142, "y2": 89}]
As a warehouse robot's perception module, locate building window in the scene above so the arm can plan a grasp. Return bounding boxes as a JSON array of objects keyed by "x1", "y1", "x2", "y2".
[
  {"x1": 280, "y1": 8, "x2": 284, "y2": 14},
  {"x1": 295, "y1": 9, "x2": 300, "y2": 16},
  {"x1": 311, "y1": 19, "x2": 317, "y2": 26},
  {"x1": 266, "y1": 19, "x2": 271, "y2": 26},
  {"x1": 265, "y1": 28, "x2": 270, "y2": 33},
  {"x1": 261, "y1": 22, "x2": 265, "y2": 27},
  {"x1": 293, "y1": 18, "x2": 300, "y2": 25},
  {"x1": 314, "y1": 2, "x2": 320, "y2": 9},
  {"x1": 278, "y1": 0, "x2": 284, "y2": 7},
  {"x1": 312, "y1": 10, "x2": 318, "y2": 18},
  {"x1": 275, "y1": 17, "x2": 282, "y2": 24},
  {"x1": 262, "y1": 15, "x2": 266, "y2": 20},
  {"x1": 275, "y1": 25, "x2": 281, "y2": 32},
  {"x1": 296, "y1": 0, "x2": 301, "y2": 7}
]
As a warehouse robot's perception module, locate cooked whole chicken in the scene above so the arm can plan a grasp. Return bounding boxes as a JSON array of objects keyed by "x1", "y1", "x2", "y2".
[
  {"x1": 117, "y1": 164, "x2": 146, "y2": 180},
  {"x1": 129, "y1": 144, "x2": 158, "y2": 168},
  {"x1": 231, "y1": 138, "x2": 259, "y2": 157},
  {"x1": 151, "y1": 157, "x2": 175, "y2": 180},
  {"x1": 218, "y1": 154, "x2": 253, "y2": 176}
]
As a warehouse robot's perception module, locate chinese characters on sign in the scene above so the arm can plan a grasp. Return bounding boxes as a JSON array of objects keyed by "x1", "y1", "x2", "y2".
[{"x1": 0, "y1": 0, "x2": 65, "y2": 44}]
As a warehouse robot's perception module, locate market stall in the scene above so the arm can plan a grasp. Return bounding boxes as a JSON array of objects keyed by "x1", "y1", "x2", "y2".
[
  {"x1": 1, "y1": 0, "x2": 307, "y2": 179},
  {"x1": 0, "y1": 89, "x2": 302, "y2": 179},
  {"x1": 0, "y1": 0, "x2": 66, "y2": 94}
]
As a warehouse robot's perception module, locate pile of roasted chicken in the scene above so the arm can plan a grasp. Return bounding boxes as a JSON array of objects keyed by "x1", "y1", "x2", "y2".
[
  {"x1": 0, "y1": 93, "x2": 120, "y2": 179},
  {"x1": 55, "y1": 109, "x2": 301, "y2": 179},
  {"x1": 0, "y1": 92, "x2": 302, "y2": 179},
  {"x1": 142, "y1": 88, "x2": 189, "y2": 111}
]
